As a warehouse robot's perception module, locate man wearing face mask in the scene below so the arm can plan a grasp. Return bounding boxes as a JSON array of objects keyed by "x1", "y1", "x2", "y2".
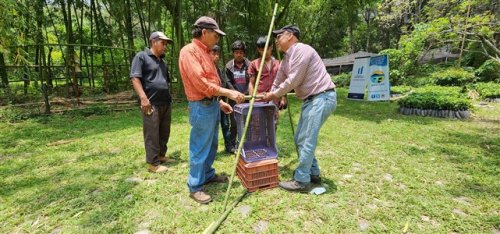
[
  {"x1": 179, "y1": 16, "x2": 245, "y2": 204},
  {"x1": 130, "y1": 31, "x2": 175, "y2": 173},
  {"x1": 262, "y1": 25, "x2": 337, "y2": 193}
]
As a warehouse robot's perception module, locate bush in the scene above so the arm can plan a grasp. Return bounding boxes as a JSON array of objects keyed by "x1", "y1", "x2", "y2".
[
  {"x1": 380, "y1": 49, "x2": 406, "y2": 85},
  {"x1": 430, "y1": 67, "x2": 475, "y2": 86},
  {"x1": 474, "y1": 82, "x2": 500, "y2": 99},
  {"x1": 475, "y1": 59, "x2": 500, "y2": 83},
  {"x1": 332, "y1": 73, "x2": 351, "y2": 87},
  {"x1": 391, "y1": 85, "x2": 413, "y2": 94},
  {"x1": 398, "y1": 86, "x2": 471, "y2": 110}
]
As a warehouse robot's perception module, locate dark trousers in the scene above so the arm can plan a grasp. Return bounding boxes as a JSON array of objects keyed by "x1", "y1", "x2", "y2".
[
  {"x1": 228, "y1": 100, "x2": 238, "y2": 149},
  {"x1": 220, "y1": 110, "x2": 231, "y2": 151},
  {"x1": 142, "y1": 104, "x2": 172, "y2": 166}
]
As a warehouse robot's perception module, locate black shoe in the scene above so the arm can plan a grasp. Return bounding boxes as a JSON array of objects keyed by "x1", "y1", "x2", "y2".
[
  {"x1": 311, "y1": 175, "x2": 322, "y2": 185},
  {"x1": 279, "y1": 180, "x2": 311, "y2": 193},
  {"x1": 230, "y1": 146, "x2": 237, "y2": 154}
]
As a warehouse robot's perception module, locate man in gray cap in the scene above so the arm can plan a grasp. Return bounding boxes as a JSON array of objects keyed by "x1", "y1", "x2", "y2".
[
  {"x1": 130, "y1": 31, "x2": 174, "y2": 173},
  {"x1": 179, "y1": 16, "x2": 245, "y2": 204},
  {"x1": 262, "y1": 25, "x2": 337, "y2": 193}
]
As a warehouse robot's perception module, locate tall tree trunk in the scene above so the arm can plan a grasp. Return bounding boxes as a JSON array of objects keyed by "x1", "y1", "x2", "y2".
[
  {"x1": 35, "y1": 0, "x2": 46, "y2": 84},
  {"x1": 135, "y1": 0, "x2": 148, "y2": 47},
  {"x1": 0, "y1": 53, "x2": 8, "y2": 88},
  {"x1": 60, "y1": 0, "x2": 79, "y2": 96},
  {"x1": 349, "y1": 24, "x2": 355, "y2": 53},
  {"x1": 275, "y1": 0, "x2": 291, "y2": 27},
  {"x1": 125, "y1": 0, "x2": 135, "y2": 62},
  {"x1": 165, "y1": 0, "x2": 185, "y2": 98}
]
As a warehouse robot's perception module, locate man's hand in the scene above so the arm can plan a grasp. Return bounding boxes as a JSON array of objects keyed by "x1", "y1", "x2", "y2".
[
  {"x1": 278, "y1": 97, "x2": 287, "y2": 110},
  {"x1": 262, "y1": 92, "x2": 277, "y2": 102},
  {"x1": 228, "y1": 90, "x2": 245, "y2": 104},
  {"x1": 140, "y1": 96, "x2": 153, "y2": 115},
  {"x1": 220, "y1": 100, "x2": 233, "y2": 114}
]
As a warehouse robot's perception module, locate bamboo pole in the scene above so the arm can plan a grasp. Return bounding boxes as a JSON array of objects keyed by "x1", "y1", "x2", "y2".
[
  {"x1": 203, "y1": 190, "x2": 247, "y2": 234},
  {"x1": 222, "y1": 3, "x2": 279, "y2": 211},
  {"x1": 202, "y1": 4, "x2": 280, "y2": 234}
]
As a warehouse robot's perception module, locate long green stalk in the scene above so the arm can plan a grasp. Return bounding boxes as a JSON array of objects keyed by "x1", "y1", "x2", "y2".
[
  {"x1": 202, "y1": 4, "x2": 279, "y2": 234},
  {"x1": 222, "y1": 3, "x2": 279, "y2": 212},
  {"x1": 203, "y1": 190, "x2": 247, "y2": 234}
]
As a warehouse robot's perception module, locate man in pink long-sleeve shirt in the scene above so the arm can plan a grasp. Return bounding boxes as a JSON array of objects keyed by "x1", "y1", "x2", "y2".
[
  {"x1": 179, "y1": 16, "x2": 245, "y2": 204},
  {"x1": 263, "y1": 25, "x2": 337, "y2": 193}
]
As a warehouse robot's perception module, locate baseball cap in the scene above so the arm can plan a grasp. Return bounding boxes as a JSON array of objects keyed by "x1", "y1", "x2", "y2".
[
  {"x1": 149, "y1": 31, "x2": 173, "y2": 44},
  {"x1": 272, "y1": 25, "x2": 300, "y2": 39},
  {"x1": 256, "y1": 36, "x2": 269, "y2": 48},
  {"x1": 194, "y1": 16, "x2": 226, "y2": 36}
]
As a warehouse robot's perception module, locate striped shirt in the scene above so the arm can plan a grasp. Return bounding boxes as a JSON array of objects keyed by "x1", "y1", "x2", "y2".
[
  {"x1": 271, "y1": 42, "x2": 335, "y2": 100},
  {"x1": 178, "y1": 39, "x2": 221, "y2": 101}
]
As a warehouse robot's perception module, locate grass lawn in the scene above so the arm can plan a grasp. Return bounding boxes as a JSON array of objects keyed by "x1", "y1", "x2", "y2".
[{"x1": 1, "y1": 88, "x2": 498, "y2": 233}]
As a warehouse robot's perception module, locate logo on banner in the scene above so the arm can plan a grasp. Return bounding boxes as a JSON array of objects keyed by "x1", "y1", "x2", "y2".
[
  {"x1": 357, "y1": 66, "x2": 364, "y2": 75},
  {"x1": 370, "y1": 70, "x2": 385, "y2": 83}
]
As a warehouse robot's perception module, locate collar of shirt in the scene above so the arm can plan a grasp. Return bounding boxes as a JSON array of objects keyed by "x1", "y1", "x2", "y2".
[
  {"x1": 145, "y1": 47, "x2": 165, "y2": 59},
  {"x1": 283, "y1": 42, "x2": 299, "y2": 59},
  {"x1": 193, "y1": 39, "x2": 211, "y2": 53}
]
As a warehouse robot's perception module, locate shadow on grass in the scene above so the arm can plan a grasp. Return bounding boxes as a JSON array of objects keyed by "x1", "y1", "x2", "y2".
[
  {"x1": 0, "y1": 162, "x2": 139, "y2": 232},
  {"x1": 436, "y1": 129, "x2": 499, "y2": 199},
  {"x1": 0, "y1": 104, "x2": 189, "y2": 156}
]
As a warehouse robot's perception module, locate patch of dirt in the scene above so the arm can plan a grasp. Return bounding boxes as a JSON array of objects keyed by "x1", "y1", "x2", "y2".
[
  {"x1": 239, "y1": 205, "x2": 252, "y2": 218},
  {"x1": 47, "y1": 139, "x2": 77, "y2": 146},
  {"x1": 452, "y1": 208, "x2": 467, "y2": 216},
  {"x1": 253, "y1": 220, "x2": 269, "y2": 234},
  {"x1": 358, "y1": 218, "x2": 370, "y2": 231}
]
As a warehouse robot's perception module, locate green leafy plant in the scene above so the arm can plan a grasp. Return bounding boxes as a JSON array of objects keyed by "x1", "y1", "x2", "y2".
[
  {"x1": 475, "y1": 60, "x2": 500, "y2": 83},
  {"x1": 398, "y1": 86, "x2": 471, "y2": 110},
  {"x1": 474, "y1": 82, "x2": 500, "y2": 99},
  {"x1": 390, "y1": 85, "x2": 413, "y2": 94},
  {"x1": 430, "y1": 67, "x2": 476, "y2": 86},
  {"x1": 331, "y1": 73, "x2": 351, "y2": 87}
]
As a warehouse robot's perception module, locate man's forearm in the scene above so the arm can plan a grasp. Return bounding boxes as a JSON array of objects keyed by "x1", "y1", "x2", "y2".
[{"x1": 131, "y1": 78, "x2": 147, "y2": 99}]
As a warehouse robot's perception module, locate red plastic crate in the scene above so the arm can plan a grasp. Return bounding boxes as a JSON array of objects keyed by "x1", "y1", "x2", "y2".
[
  {"x1": 237, "y1": 158, "x2": 278, "y2": 180},
  {"x1": 238, "y1": 174, "x2": 278, "y2": 192},
  {"x1": 236, "y1": 157, "x2": 279, "y2": 192}
]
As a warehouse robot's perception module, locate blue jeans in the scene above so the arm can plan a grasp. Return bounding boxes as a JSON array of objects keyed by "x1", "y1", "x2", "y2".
[
  {"x1": 294, "y1": 91, "x2": 337, "y2": 183},
  {"x1": 187, "y1": 100, "x2": 220, "y2": 192}
]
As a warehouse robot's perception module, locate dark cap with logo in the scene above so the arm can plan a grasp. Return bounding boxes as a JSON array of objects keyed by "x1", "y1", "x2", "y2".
[
  {"x1": 194, "y1": 16, "x2": 226, "y2": 36},
  {"x1": 272, "y1": 25, "x2": 300, "y2": 39},
  {"x1": 149, "y1": 31, "x2": 173, "y2": 44}
]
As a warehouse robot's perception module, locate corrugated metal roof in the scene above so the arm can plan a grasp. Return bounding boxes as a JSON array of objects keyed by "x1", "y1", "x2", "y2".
[{"x1": 322, "y1": 51, "x2": 378, "y2": 67}]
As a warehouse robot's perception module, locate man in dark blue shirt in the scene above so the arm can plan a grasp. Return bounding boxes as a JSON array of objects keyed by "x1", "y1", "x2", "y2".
[
  {"x1": 225, "y1": 40, "x2": 250, "y2": 153},
  {"x1": 130, "y1": 31, "x2": 174, "y2": 173}
]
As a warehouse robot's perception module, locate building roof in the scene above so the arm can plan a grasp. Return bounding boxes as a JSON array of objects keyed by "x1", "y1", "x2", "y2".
[
  {"x1": 322, "y1": 51, "x2": 378, "y2": 67},
  {"x1": 419, "y1": 45, "x2": 459, "y2": 63}
]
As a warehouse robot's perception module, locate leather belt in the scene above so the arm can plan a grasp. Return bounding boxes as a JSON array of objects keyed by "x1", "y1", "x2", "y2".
[
  {"x1": 305, "y1": 88, "x2": 335, "y2": 101},
  {"x1": 199, "y1": 97, "x2": 217, "y2": 105}
]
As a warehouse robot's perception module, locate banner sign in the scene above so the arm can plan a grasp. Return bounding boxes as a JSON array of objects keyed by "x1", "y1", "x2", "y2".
[
  {"x1": 347, "y1": 56, "x2": 370, "y2": 100},
  {"x1": 367, "y1": 55, "x2": 390, "y2": 101}
]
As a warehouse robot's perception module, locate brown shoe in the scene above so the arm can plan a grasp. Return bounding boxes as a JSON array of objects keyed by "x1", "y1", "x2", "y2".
[
  {"x1": 159, "y1": 156, "x2": 176, "y2": 163},
  {"x1": 148, "y1": 164, "x2": 168, "y2": 173},
  {"x1": 205, "y1": 174, "x2": 228, "y2": 184},
  {"x1": 189, "y1": 191, "x2": 212, "y2": 204}
]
